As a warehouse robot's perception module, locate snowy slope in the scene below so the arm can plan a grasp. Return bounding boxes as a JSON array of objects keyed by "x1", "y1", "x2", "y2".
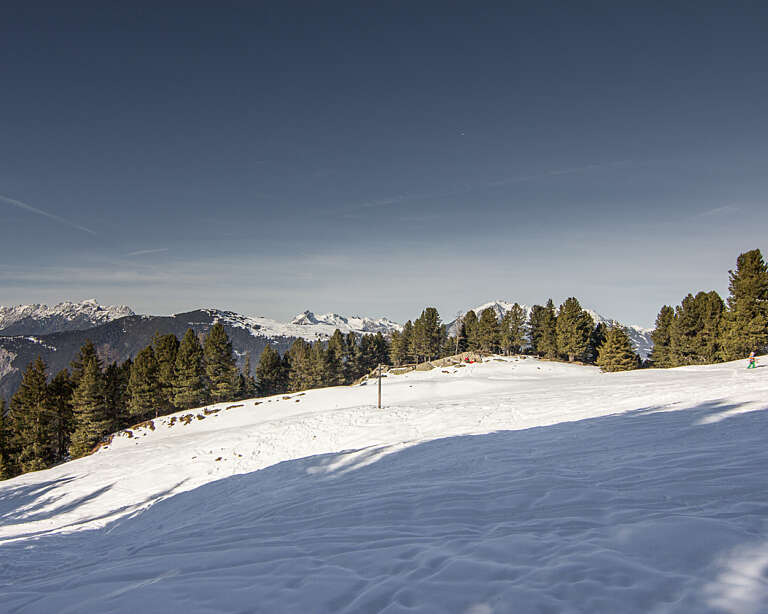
[
  {"x1": 0, "y1": 299, "x2": 134, "y2": 336},
  {"x1": 1, "y1": 356, "x2": 767, "y2": 613},
  {"x1": 449, "y1": 300, "x2": 654, "y2": 358}
]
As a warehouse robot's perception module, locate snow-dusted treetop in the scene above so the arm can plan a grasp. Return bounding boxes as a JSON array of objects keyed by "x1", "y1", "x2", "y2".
[{"x1": 0, "y1": 299, "x2": 134, "y2": 335}]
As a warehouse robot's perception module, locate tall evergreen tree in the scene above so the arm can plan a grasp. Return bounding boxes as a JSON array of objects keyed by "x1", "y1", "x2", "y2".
[
  {"x1": 287, "y1": 338, "x2": 312, "y2": 391},
  {"x1": 9, "y1": 357, "x2": 56, "y2": 472},
  {"x1": 0, "y1": 399, "x2": 13, "y2": 480},
  {"x1": 477, "y1": 308, "x2": 500, "y2": 353},
  {"x1": 389, "y1": 330, "x2": 407, "y2": 366},
  {"x1": 173, "y1": 329, "x2": 207, "y2": 409},
  {"x1": 70, "y1": 340, "x2": 102, "y2": 386},
  {"x1": 585, "y1": 323, "x2": 607, "y2": 364},
  {"x1": 530, "y1": 300, "x2": 558, "y2": 358},
  {"x1": 255, "y1": 344, "x2": 285, "y2": 396},
  {"x1": 668, "y1": 291, "x2": 724, "y2": 365},
  {"x1": 555, "y1": 297, "x2": 594, "y2": 362},
  {"x1": 507, "y1": 303, "x2": 527, "y2": 355},
  {"x1": 127, "y1": 346, "x2": 162, "y2": 419},
  {"x1": 103, "y1": 362, "x2": 130, "y2": 432},
  {"x1": 327, "y1": 330, "x2": 347, "y2": 385},
  {"x1": 698, "y1": 291, "x2": 725, "y2": 363},
  {"x1": 400, "y1": 321, "x2": 414, "y2": 363},
  {"x1": 462, "y1": 310, "x2": 479, "y2": 351},
  {"x1": 69, "y1": 358, "x2": 109, "y2": 458},
  {"x1": 239, "y1": 352, "x2": 258, "y2": 398},
  {"x1": 596, "y1": 327, "x2": 638, "y2": 372},
  {"x1": 721, "y1": 249, "x2": 768, "y2": 359},
  {"x1": 372, "y1": 332, "x2": 390, "y2": 366},
  {"x1": 48, "y1": 369, "x2": 74, "y2": 462},
  {"x1": 650, "y1": 305, "x2": 675, "y2": 368},
  {"x1": 309, "y1": 342, "x2": 331, "y2": 388},
  {"x1": 153, "y1": 333, "x2": 180, "y2": 413},
  {"x1": 411, "y1": 307, "x2": 444, "y2": 361},
  {"x1": 203, "y1": 323, "x2": 240, "y2": 402}
]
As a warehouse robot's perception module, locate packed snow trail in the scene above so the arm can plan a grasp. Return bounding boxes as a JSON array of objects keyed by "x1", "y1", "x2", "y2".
[{"x1": 1, "y1": 356, "x2": 768, "y2": 612}]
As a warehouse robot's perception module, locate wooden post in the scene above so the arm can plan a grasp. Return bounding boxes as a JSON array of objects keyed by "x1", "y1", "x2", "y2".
[{"x1": 377, "y1": 363, "x2": 382, "y2": 409}]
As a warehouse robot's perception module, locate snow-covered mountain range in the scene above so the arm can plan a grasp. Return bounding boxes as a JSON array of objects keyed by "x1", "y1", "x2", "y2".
[
  {"x1": 0, "y1": 299, "x2": 134, "y2": 336},
  {"x1": 449, "y1": 300, "x2": 654, "y2": 358}
]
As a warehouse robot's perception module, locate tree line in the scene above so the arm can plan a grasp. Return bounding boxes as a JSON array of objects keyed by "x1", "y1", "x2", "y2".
[{"x1": 650, "y1": 249, "x2": 768, "y2": 367}]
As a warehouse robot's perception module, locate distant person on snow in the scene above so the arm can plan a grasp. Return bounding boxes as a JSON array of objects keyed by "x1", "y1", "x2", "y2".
[{"x1": 748, "y1": 351, "x2": 757, "y2": 369}]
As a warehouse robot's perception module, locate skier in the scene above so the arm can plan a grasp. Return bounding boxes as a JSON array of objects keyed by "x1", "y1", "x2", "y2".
[{"x1": 747, "y1": 351, "x2": 757, "y2": 369}]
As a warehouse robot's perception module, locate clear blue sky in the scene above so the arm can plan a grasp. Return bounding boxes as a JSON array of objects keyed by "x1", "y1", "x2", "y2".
[{"x1": 1, "y1": 1, "x2": 767, "y2": 327}]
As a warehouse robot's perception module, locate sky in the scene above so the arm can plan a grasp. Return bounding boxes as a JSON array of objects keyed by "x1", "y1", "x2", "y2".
[{"x1": 1, "y1": 1, "x2": 767, "y2": 328}]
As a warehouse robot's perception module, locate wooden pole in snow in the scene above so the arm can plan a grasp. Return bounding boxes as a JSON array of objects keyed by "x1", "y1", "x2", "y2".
[{"x1": 378, "y1": 363, "x2": 382, "y2": 409}]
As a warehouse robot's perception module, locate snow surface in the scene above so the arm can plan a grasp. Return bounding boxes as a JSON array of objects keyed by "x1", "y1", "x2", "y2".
[
  {"x1": 0, "y1": 299, "x2": 134, "y2": 334},
  {"x1": 1, "y1": 357, "x2": 767, "y2": 613},
  {"x1": 449, "y1": 300, "x2": 654, "y2": 358}
]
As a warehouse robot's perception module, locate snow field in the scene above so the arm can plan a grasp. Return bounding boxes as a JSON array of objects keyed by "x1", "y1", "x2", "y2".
[{"x1": 1, "y1": 356, "x2": 768, "y2": 613}]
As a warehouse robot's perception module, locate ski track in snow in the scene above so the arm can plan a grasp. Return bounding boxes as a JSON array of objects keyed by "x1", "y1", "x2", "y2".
[{"x1": 1, "y1": 356, "x2": 768, "y2": 613}]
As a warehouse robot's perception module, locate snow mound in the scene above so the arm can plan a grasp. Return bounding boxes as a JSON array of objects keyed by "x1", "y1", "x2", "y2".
[{"x1": 1, "y1": 357, "x2": 767, "y2": 612}]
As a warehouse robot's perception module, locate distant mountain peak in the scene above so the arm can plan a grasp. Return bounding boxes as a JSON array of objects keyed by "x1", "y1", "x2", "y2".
[{"x1": 0, "y1": 300, "x2": 135, "y2": 336}]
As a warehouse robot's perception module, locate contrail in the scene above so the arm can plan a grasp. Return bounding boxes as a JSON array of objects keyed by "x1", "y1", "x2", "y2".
[
  {"x1": 0, "y1": 193, "x2": 97, "y2": 235},
  {"x1": 125, "y1": 248, "x2": 169, "y2": 257}
]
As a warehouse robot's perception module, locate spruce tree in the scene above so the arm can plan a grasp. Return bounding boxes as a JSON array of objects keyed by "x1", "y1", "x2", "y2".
[
  {"x1": 650, "y1": 305, "x2": 675, "y2": 367},
  {"x1": 240, "y1": 352, "x2": 258, "y2": 398},
  {"x1": 411, "y1": 307, "x2": 444, "y2": 361},
  {"x1": 372, "y1": 332, "x2": 390, "y2": 366},
  {"x1": 698, "y1": 291, "x2": 725, "y2": 363},
  {"x1": 103, "y1": 362, "x2": 130, "y2": 432},
  {"x1": 477, "y1": 308, "x2": 500, "y2": 353},
  {"x1": 173, "y1": 329, "x2": 207, "y2": 409},
  {"x1": 400, "y1": 321, "x2": 414, "y2": 363},
  {"x1": 127, "y1": 346, "x2": 162, "y2": 419},
  {"x1": 555, "y1": 297, "x2": 594, "y2": 362},
  {"x1": 721, "y1": 249, "x2": 768, "y2": 359},
  {"x1": 596, "y1": 327, "x2": 638, "y2": 372},
  {"x1": 529, "y1": 300, "x2": 558, "y2": 358},
  {"x1": 389, "y1": 330, "x2": 407, "y2": 366},
  {"x1": 69, "y1": 358, "x2": 109, "y2": 458},
  {"x1": 255, "y1": 344, "x2": 284, "y2": 396},
  {"x1": 585, "y1": 323, "x2": 607, "y2": 364},
  {"x1": 153, "y1": 333, "x2": 180, "y2": 413},
  {"x1": 203, "y1": 323, "x2": 240, "y2": 402},
  {"x1": 48, "y1": 369, "x2": 74, "y2": 462},
  {"x1": 309, "y1": 342, "x2": 330, "y2": 388},
  {"x1": 668, "y1": 291, "x2": 723, "y2": 365},
  {"x1": 287, "y1": 338, "x2": 313, "y2": 391},
  {"x1": 327, "y1": 330, "x2": 347, "y2": 385},
  {"x1": 507, "y1": 303, "x2": 527, "y2": 354},
  {"x1": 70, "y1": 340, "x2": 102, "y2": 386},
  {"x1": 0, "y1": 399, "x2": 12, "y2": 480},
  {"x1": 463, "y1": 310, "x2": 479, "y2": 351},
  {"x1": 9, "y1": 357, "x2": 56, "y2": 472}
]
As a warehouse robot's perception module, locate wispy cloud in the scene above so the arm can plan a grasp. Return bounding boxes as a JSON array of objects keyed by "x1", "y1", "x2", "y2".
[
  {"x1": 337, "y1": 159, "x2": 634, "y2": 216},
  {"x1": 125, "y1": 248, "x2": 170, "y2": 257},
  {"x1": 698, "y1": 205, "x2": 741, "y2": 217},
  {"x1": 0, "y1": 193, "x2": 97, "y2": 235}
]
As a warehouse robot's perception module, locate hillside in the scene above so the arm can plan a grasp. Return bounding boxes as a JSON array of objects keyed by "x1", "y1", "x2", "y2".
[
  {"x1": 1, "y1": 356, "x2": 766, "y2": 612},
  {"x1": 0, "y1": 299, "x2": 134, "y2": 336}
]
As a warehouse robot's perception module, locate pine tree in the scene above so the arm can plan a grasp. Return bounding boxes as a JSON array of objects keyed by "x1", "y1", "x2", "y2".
[
  {"x1": 327, "y1": 330, "x2": 347, "y2": 385},
  {"x1": 411, "y1": 307, "x2": 444, "y2": 362},
  {"x1": 69, "y1": 358, "x2": 109, "y2": 458},
  {"x1": 48, "y1": 369, "x2": 74, "y2": 462},
  {"x1": 309, "y1": 342, "x2": 330, "y2": 388},
  {"x1": 0, "y1": 399, "x2": 13, "y2": 480},
  {"x1": 103, "y1": 362, "x2": 130, "y2": 432},
  {"x1": 721, "y1": 249, "x2": 768, "y2": 359},
  {"x1": 698, "y1": 291, "x2": 725, "y2": 363},
  {"x1": 596, "y1": 327, "x2": 638, "y2": 372},
  {"x1": 668, "y1": 291, "x2": 723, "y2": 365},
  {"x1": 127, "y1": 346, "x2": 161, "y2": 419},
  {"x1": 287, "y1": 339, "x2": 312, "y2": 391},
  {"x1": 389, "y1": 330, "x2": 406, "y2": 366},
  {"x1": 585, "y1": 323, "x2": 607, "y2": 364},
  {"x1": 203, "y1": 323, "x2": 240, "y2": 402},
  {"x1": 530, "y1": 300, "x2": 558, "y2": 358},
  {"x1": 70, "y1": 340, "x2": 102, "y2": 386},
  {"x1": 173, "y1": 329, "x2": 207, "y2": 409},
  {"x1": 400, "y1": 321, "x2": 414, "y2": 363},
  {"x1": 239, "y1": 352, "x2": 258, "y2": 398},
  {"x1": 477, "y1": 308, "x2": 500, "y2": 353},
  {"x1": 555, "y1": 297, "x2": 594, "y2": 362},
  {"x1": 255, "y1": 344, "x2": 284, "y2": 396},
  {"x1": 9, "y1": 357, "x2": 56, "y2": 472},
  {"x1": 462, "y1": 310, "x2": 479, "y2": 351},
  {"x1": 153, "y1": 333, "x2": 180, "y2": 414},
  {"x1": 504, "y1": 303, "x2": 527, "y2": 355},
  {"x1": 650, "y1": 305, "x2": 675, "y2": 367},
  {"x1": 372, "y1": 332, "x2": 390, "y2": 366}
]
